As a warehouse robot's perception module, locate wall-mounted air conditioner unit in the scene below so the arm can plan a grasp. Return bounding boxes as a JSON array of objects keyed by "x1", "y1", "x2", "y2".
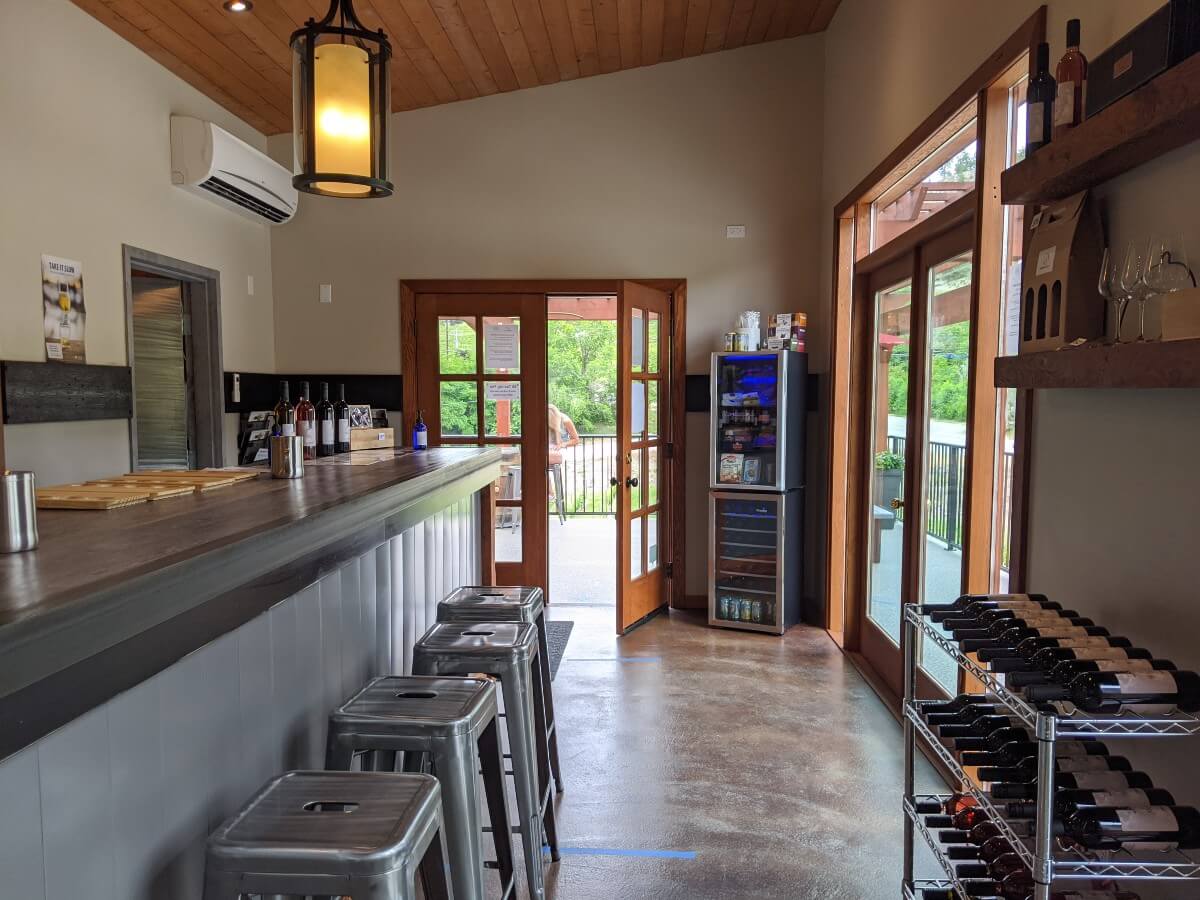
[{"x1": 170, "y1": 116, "x2": 297, "y2": 225}]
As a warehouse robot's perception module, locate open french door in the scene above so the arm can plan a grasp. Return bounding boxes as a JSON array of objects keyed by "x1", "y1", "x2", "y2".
[
  {"x1": 414, "y1": 293, "x2": 548, "y2": 590},
  {"x1": 616, "y1": 281, "x2": 672, "y2": 633}
]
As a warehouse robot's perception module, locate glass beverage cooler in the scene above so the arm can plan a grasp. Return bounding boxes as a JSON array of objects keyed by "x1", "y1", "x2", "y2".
[{"x1": 708, "y1": 351, "x2": 806, "y2": 634}]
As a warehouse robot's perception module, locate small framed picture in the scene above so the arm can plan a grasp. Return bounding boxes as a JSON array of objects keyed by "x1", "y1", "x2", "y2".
[
  {"x1": 349, "y1": 404, "x2": 373, "y2": 428},
  {"x1": 742, "y1": 458, "x2": 761, "y2": 483}
]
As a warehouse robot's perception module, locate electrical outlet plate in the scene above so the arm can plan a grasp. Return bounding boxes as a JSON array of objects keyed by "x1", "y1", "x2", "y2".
[
  {"x1": 726, "y1": 224, "x2": 746, "y2": 239},
  {"x1": 320, "y1": 283, "x2": 332, "y2": 304}
]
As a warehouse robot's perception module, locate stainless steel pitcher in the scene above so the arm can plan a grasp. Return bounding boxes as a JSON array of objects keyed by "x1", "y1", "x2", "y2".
[
  {"x1": 270, "y1": 435, "x2": 304, "y2": 479},
  {"x1": 1, "y1": 471, "x2": 38, "y2": 553}
]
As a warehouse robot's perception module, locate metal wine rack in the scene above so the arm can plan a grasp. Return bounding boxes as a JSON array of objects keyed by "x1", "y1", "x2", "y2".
[{"x1": 901, "y1": 604, "x2": 1200, "y2": 899}]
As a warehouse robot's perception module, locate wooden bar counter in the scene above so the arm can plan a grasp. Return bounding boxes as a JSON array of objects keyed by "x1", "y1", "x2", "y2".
[{"x1": 0, "y1": 446, "x2": 500, "y2": 898}]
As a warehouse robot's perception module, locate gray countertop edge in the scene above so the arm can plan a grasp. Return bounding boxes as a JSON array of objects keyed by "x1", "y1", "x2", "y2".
[{"x1": 0, "y1": 447, "x2": 502, "y2": 698}]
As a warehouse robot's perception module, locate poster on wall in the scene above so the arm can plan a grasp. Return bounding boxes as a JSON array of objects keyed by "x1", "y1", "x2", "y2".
[{"x1": 41, "y1": 254, "x2": 87, "y2": 363}]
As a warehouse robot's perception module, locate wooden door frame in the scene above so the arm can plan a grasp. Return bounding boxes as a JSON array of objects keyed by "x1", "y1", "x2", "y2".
[
  {"x1": 826, "y1": 9, "x2": 1046, "y2": 663},
  {"x1": 400, "y1": 278, "x2": 688, "y2": 611}
]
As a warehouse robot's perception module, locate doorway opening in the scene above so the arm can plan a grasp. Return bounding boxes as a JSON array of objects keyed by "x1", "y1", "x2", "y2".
[
  {"x1": 546, "y1": 295, "x2": 618, "y2": 609},
  {"x1": 122, "y1": 246, "x2": 225, "y2": 470}
]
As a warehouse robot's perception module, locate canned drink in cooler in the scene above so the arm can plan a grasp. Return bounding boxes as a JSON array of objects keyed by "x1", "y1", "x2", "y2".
[
  {"x1": 718, "y1": 596, "x2": 730, "y2": 620},
  {"x1": 740, "y1": 598, "x2": 752, "y2": 621},
  {"x1": 751, "y1": 600, "x2": 763, "y2": 623}
]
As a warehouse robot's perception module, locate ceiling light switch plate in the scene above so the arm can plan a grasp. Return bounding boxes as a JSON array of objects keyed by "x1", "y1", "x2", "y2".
[{"x1": 726, "y1": 225, "x2": 747, "y2": 239}]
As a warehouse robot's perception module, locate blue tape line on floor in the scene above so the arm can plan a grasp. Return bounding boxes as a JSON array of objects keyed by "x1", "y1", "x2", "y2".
[{"x1": 546, "y1": 846, "x2": 697, "y2": 860}]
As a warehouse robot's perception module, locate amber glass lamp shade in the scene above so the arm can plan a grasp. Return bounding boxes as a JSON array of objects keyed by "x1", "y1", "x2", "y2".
[{"x1": 291, "y1": 1, "x2": 392, "y2": 198}]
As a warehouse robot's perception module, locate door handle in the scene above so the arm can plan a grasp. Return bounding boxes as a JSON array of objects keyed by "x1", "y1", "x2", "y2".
[
  {"x1": 627, "y1": 477, "x2": 639, "y2": 488},
  {"x1": 610, "y1": 477, "x2": 619, "y2": 487},
  {"x1": 890, "y1": 498, "x2": 904, "y2": 510}
]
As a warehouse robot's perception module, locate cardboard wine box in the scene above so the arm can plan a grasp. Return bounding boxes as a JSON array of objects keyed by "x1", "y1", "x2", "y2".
[
  {"x1": 1156, "y1": 287, "x2": 1200, "y2": 341},
  {"x1": 1019, "y1": 191, "x2": 1104, "y2": 352},
  {"x1": 350, "y1": 427, "x2": 395, "y2": 451}
]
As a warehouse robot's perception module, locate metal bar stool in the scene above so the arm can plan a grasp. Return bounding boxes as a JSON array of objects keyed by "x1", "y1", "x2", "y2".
[
  {"x1": 203, "y1": 770, "x2": 450, "y2": 899},
  {"x1": 326, "y1": 675, "x2": 515, "y2": 900},
  {"x1": 437, "y1": 585, "x2": 564, "y2": 795},
  {"x1": 413, "y1": 622, "x2": 559, "y2": 900}
]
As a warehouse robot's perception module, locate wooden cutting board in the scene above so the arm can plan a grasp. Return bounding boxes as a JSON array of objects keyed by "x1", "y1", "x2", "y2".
[
  {"x1": 79, "y1": 482, "x2": 196, "y2": 500},
  {"x1": 37, "y1": 489, "x2": 151, "y2": 510}
]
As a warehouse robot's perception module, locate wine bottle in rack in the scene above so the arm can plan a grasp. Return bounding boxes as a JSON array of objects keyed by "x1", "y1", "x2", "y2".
[
  {"x1": 1005, "y1": 786, "x2": 1177, "y2": 821},
  {"x1": 942, "y1": 606, "x2": 1085, "y2": 629},
  {"x1": 920, "y1": 593, "x2": 1056, "y2": 622},
  {"x1": 979, "y1": 634, "x2": 1135, "y2": 665},
  {"x1": 958, "y1": 738, "x2": 1111, "y2": 767},
  {"x1": 976, "y1": 753, "x2": 1133, "y2": 785},
  {"x1": 1006, "y1": 655, "x2": 1176, "y2": 689},
  {"x1": 955, "y1": 850, "x2": 1029, "y2": 882},
  {"x1": 947, "y1": 614, "x2": 1095, "y2": 641},
  {"x1": 1024, "y1": 670, "x2": 1200, "y2": 714},
  {"x1": 1062, "y1": 804, "x2": 1200, "y2": 851},
  {"x1": 961, "y1": 623, "x2": 1118, "y2": 653},
  {"x1": 938, "y1": 817, "x2": 1035, "y2": 847},
  {"x1": 990, "y1": 769, "x2": 1157, "y2": 800}
]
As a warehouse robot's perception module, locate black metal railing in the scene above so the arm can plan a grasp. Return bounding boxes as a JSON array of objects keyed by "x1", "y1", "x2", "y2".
[
  {"x1": 886, "y1": 435, "x2": 1014, "y2": 570},
  {"x1": 560, "y1": 433, "x2": 618, "y2": 515}
]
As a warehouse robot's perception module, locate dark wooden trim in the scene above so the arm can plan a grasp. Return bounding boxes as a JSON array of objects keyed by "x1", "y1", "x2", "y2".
[
  {"x1": 1, "y1": 362, "x2": 132, "y2": 424},
  {"x1": 995, "y1": 339, "x2": 1200, "y2": 389},
  {"x1": 854, "y1": 191, "x2": 977, "y2": 276},
  {"x1": 1002, "y1": 52, "x2": 1200, "y2": 205},
  {"x1": 223, "y1": 372, "x2": 404, "y2": 413},
  {"x1": 669, "y1": 281, "x2": 688, "y2": 610},
  {"x1": 400, "y1": 281, "x2": 418, "y2": 441},
  {"x1": 401, "y1": 278, "x2": 685, "y2": 295},
  {"x1": 1006, "y1": 390, "x2": 1035, "y2": 591},
  {"x1": 834, "y1": 5, "x2": 1047, "y2": 215}
]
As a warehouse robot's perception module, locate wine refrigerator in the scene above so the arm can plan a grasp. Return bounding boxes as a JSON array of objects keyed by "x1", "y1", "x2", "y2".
[{"x1": 707, "y1": 350, "x2": 806, "y2": 635}]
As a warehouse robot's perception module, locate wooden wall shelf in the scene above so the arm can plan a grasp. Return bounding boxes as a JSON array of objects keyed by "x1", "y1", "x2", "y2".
[
  {"x1": 995, "y1": 339, "x2": 1200, "y2": 389},
  {"x1": 1001, "y1": 53, "x2": 1200, "y2": 205}
]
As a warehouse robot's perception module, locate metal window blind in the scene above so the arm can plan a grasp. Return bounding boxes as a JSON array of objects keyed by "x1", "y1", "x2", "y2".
[{"x1": 131, "y1": 279, "x2": 190, "y2": 469}]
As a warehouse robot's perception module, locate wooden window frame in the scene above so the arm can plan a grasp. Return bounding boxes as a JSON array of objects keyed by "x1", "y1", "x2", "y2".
[{"x1": 826, "y1": 8, "x2": 1046, "y2": 652}]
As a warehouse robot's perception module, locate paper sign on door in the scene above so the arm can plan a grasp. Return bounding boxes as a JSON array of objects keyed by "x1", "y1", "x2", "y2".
[
  {"x1": 484, "y1": 381, "x2": 521, "y2": 400},
  {"x1": 484, "y1": 323, "x2": 519, "y2": 370}
]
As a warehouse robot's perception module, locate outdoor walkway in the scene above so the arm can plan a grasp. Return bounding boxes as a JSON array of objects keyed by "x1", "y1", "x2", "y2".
[{"x1": 496, "y1": 515, "x2": 617, "y2": 606}]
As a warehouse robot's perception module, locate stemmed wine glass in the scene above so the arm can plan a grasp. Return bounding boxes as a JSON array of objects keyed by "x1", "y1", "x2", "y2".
[
  {"x1": 1119, "y1": 241, "x2": 1152, "y2": 342},
  {"x1": 1097, "y1": 247, "x2": 1125, "y2": 344},
  {"x1": 1143, "y1": 235, "x2": 1196, "y2": 341}
]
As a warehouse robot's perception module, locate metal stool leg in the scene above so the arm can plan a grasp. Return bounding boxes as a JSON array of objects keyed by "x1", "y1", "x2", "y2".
[
  {"x1": 552, "y1": 464, "x2": 567, "y2": 524},
  {"x1": 498, "y1": 672, "x2": 547, "y2": 899},
  {"x1": 535, "y1": 610, "x2": 565, "y2": 794},
  {"x1": 529, "y1": 648, "x2": 560, "y2": 861},
  {"x1": 418, "y1": 827, "x2": 453, "y2": 900},
  {"x1": 431, "y1": 738, "x2": 487, "y2": 900},
  {"x1": 479, "y1": 717, "x2": 516, "y2": 896}
]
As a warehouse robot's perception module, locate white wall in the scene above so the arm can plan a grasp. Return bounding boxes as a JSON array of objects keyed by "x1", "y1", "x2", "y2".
[
  {"x1": 821, "y1": 0, "x2": 1200, "y2": 813},
  {"x1": 0, "y1": 0, "x2": 277, "y2": 482},
  {"x1": 269, "y1": 37, "x2": 826, "y2": 596}
]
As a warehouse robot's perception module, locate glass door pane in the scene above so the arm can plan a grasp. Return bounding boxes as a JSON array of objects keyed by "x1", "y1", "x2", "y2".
[
  {"x1": 714, "y1": 354, "x2": 780, "y2": 488},
  {"x1": 919, "y1": 252, "x2": 974, "y2": 694},
  {"x1": 866, "y1": 277, "x2": 912, "y2": 644}
]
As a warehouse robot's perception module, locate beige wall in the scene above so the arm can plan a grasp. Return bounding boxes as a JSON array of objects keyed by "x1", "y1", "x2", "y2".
[
  {"x1": 822, "y1": 0, "x2": 1200, "y2": 808},
  {"x1": 270, "y1": 37, "x2": 826, "y2": 595},
  {"x1": 0, "y1": 0, "x2": 276, "y2": 482}
]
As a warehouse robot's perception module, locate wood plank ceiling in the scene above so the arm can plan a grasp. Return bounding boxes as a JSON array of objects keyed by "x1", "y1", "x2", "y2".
[{"x1": 70, "y1": 0, "x2": 841, "y2": 134}]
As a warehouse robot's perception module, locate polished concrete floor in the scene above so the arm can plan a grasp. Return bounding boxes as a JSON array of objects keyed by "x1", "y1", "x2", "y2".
[{"x1": 526, "y1": 604, "x2": 941, "y2": 899}]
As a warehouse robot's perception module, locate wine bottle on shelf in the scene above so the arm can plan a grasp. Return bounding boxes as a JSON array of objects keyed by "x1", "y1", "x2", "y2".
[
  {"x1": 990, "y1": 769, "x2": 1157, "y2": 800},
  {"x1": 938, "y1": 818, "x2": 1035, "y2": 847},
  {"x1": 334, "y1": 384, "x2": 351, "y2": 453},
  {"x1": 273, "y1": 380, "x2": 296, "y2": 437},
  {"x1": 316, "y1": 382, "x2": 335, "y2": 458},
  {"x1": 937, "y1": 714, "x2": 1029, "y2": 739},
  {"x1": 295, "y1": 381, "x2": 317, "y2": 461},
  {"x1": 942, "y1": 608, "x2": 1086, "y2": 633},
  {"x1": 921, "y1": 594, "x2": 1056, "y2": 622},
  {"x1": 1063, "y1": 804, "x2": 1200, "y2": 851},
  {"x1": 1026, "y1": 42, "x2": 1055, "y2": 156},
  {"x1": 958, "y1": 738, "x2": 1111, "y2": 767},
  {"x1": 955, "y1": 850, "x2": 1028, "y2": 882},
  {"x1": 1007, "y1": 656, "x2": 1176, "y2": 689},
  {"x1": 921, "y1": 694, "x2": 999, "y2": 715},
  {"x1": 961, "y1": 624, "x2": 1116, "y2": 654},
  {"x1": 1005, "y1": 786, "x2": 1177, "y2": 821},
  {"x1": 948, "y1": 614, "x2": 1094, "y2": 641},
  {"x1": 1052, "y1": 18, "x2": 1087, "y2": 139},
  {"x1": 913, "y1": 793, "x2": 979, "y2": 817},
  {"x1": 925, "y1": 885, "x2": 1140, "y2": 900},
  {"x1": 977, "y1": 753, "x2": 1133, "y2": 785},
  {"x1": 412, "y1": 410, "x2": 429, "y2": 450},
  {"x1": 1025, "y1": 670, "x2": 1200, "y2": 714},
  {"x1": 979, "y1": 633, "x2": 1134, "y2": 665}
]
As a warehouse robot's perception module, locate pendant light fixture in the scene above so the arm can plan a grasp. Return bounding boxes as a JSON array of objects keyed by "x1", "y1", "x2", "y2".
[{"x1": 290, "y1": 0, "x2": 392, "y2": 198}]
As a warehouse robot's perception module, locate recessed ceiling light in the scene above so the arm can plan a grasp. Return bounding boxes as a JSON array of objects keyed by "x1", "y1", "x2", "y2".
[{"x1": 223, "y1": 0, "x2": 252, "y2": 11}]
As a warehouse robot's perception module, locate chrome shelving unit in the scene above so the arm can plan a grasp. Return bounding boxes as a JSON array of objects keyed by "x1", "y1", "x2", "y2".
[{"x1": 901, "y1": 604, "x2": 1200, "y2": 899}]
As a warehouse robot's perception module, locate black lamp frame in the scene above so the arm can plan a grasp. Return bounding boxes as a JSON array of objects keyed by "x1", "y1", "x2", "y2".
[{"x1": 290, "y1": 0, "x2": 393, "y2": 198}]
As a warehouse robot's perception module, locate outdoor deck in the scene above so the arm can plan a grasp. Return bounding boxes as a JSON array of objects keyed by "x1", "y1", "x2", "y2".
[{"x1": 495, "y1": 514, "x2": 617, "y2": 606}]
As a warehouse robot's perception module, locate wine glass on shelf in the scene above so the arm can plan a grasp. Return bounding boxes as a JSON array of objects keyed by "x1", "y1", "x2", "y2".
[
  {"x1": 1144, "y1": 235, "x2": 1196, "y2": 341},
  {"x1": 1119, "y1": 240, "x2": 1151, "y2": 342},
  {"x1": 1097, "y1": 246, "x2": 1124, "y2": 345}
]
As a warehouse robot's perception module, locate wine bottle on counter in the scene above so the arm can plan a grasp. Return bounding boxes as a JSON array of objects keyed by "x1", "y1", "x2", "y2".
[
  {"x1": 334, "y1": 384, "x2": 351, "y2": 453},
  {"x1": 1053, "y1": 18, "x2": 1087, "y2": 139},
  {"x1": 1024, "y1": 670, "x2": 1200, "y2": 714},
  {"x1": 316, "y1": 382, "x2": 335, "y2": 458},
  {"x1": 412, "y1": 409, "x2": 428, "y2": 450},
  {"x1": 1026, "y1": 42, "x2": 1055, "y2": 156},
  {"x1": 295, "y1": 381, "x2": 317, "y2": 461},
  {"x1": 273, "y1": 380, "x2": 296, "y2": 436}
]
